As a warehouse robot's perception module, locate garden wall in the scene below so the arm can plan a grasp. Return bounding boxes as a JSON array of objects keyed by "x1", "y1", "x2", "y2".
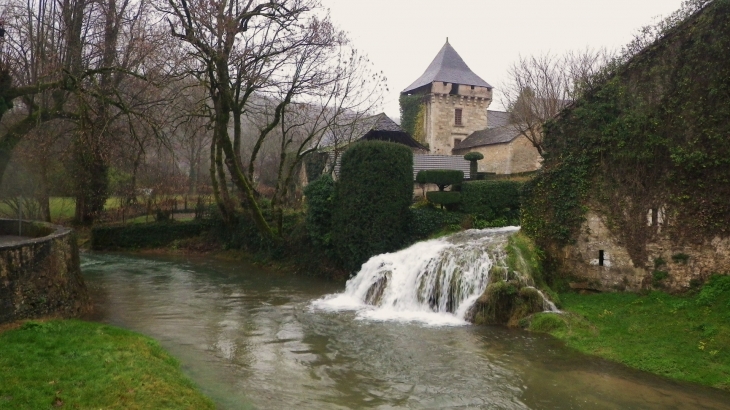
[{"x1": 0, "y1": 219, "x2": 90, "y2": 323}]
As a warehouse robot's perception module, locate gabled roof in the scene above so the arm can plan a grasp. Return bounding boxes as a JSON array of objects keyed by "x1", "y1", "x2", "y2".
[
  {"x1": 454, "y1": 126, "x2": 521, "y2": 150},
  {"x1": 487, "y1": 110, "x2": 511, "y2": 129},
  {"x1": 403, "y1": 40, "x2": 492, "y2": 94},
  {"x1": 359, "y1": 114, "x2": 427, "y2": 149},
  {"x1": 453, "y1": 110, "x2": 522, "y2": 150},
  {"x1": 320, "y1": 113, "x2": 426, "y2": 150},
  {"x1": 360, "y1": 113, "x2": 403, "y2": 133}
]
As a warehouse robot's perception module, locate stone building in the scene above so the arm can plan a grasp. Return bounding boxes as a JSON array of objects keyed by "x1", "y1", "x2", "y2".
[
  {"x1": 402, "y1": 40, "x2": 541, "y2": 174},
  {"x1": 402, "y1": 40, "x2": 493, "y2": 155},
  {"x1": 452, "y1": 111, "x2": 542, "y2": 174}
]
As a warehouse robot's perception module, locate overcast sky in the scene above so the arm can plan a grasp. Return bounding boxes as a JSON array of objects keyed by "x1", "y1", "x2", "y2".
[{"x1": 319, "y1": 0, "x2": 686, "y2": 120}]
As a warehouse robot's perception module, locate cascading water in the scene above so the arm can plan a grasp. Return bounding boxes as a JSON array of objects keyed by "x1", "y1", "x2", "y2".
[{"x1": 313, "y1": 226, "x2": 534, "y2": 326}]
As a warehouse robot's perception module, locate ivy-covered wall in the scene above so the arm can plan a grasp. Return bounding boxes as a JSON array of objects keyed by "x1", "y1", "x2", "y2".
[
  {"x1": 522, "y1": 0, "x2": 730, "y2": 290},
  {"x1": 399, "y1": 94, "x2": 426, "y2": 144}
]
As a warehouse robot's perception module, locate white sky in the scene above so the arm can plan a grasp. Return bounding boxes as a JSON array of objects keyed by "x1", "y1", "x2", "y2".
[{"x1": 320, "y1": 0, "x2": 686, "y2": 120}]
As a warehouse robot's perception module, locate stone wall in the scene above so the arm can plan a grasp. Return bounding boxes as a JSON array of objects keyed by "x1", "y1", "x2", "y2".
[
  {"x1": 425, "y1": 83, "x2": 492, "y2": 155},
  {"x1": 0, "y1": 220, "x2": 91, "y2": 323},
  {"x1": 559, "y1": 211, "x2": 730, "y2": 292}
]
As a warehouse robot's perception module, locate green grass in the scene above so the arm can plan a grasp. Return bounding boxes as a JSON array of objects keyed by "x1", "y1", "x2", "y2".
[
  {"x1": 49, "y1": 197, "x2": 76, "y2": 221},
  {"x1": 0, "y1": 320, "x2": 215, "y2": 409},
  {"x1": 528, "y1": 275, "x2": 730, "y2": 390}
]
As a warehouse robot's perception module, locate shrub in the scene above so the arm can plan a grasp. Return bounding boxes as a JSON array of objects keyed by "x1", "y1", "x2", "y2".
[
  {"x1": 426, "y1": 191, "x2": 461, "y2": 208},
  {"x1": 91, "y1": 220, "x2": 209, "y2": 250},
  {"x1": 304, "y1": 174, "x2": 335, "y2": 250},
  {"x1": 461, "y1": 180, "x2": 523, "y2": 223},
  {"x1": 304, "y1": 152, "x2": 329, "y2": 183},
  {"x1": 463, "y1": 152, "x2": 484, "y2": 179},
  {"x1": 409, "y1": 207, "x2": 464, "y2": 241},
  {"x1": 415, "y1": 169, "x2": 464, "y2": 191},
  {"x1": 696, "y1": 275, "x2": 730, "y2": 306},
  {"x1": 332, "y1": 141, "x2": 413, "y2": 272},
  {"x1": 463, "y1": 152, "x2": 484, "y2": 162}
]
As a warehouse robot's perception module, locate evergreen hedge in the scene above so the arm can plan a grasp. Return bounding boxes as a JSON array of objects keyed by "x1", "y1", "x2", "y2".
[
  {"x1": 332, "y1": 141, "x2": 413, "y2": 272},
  {"x1": 304, "y1": 174, "x2": 335, "y2": 251},
  {"x1": 461, "y1": 180, "x2": 523, "y2": 223},
  {"x1": 426, "y1": 191, "x2": 461, "y2": 207},
  {"x1": 409, "y1": 207, "x2": 464, "y2": 240},
  {"x1": 91, "y1": 220, "x2": 209, "y2": 250},
  {"x1": 415, "y1": 169, "x2": 464, "y2": 191}
]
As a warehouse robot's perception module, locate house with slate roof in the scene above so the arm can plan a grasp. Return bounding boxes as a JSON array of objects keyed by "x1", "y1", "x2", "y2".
[
  {"x1": 452, "y1": 110, "x2": 542, "y2": 174},
  {"x1": 402, "y1": 40, "x2": 542, "y2": 174},
  {"x1": 320, "y1": 112, "x2": 426, "y2": 153}
]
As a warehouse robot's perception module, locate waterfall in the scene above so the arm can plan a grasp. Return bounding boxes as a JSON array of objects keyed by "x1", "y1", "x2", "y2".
[{"x1": 313, "y1": 226, "x2": 542, "y2": 326}]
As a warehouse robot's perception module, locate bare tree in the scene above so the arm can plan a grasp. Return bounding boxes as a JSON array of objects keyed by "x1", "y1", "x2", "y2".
[
  {"x1": 0, "y1": 0, "x2": 175, "y2": 223},
  {"x1": 501, "y1": 49, "x2": 611, "y2": 155},
  {"x1": 161, "y1": 0, "x2": 385, "y2": 238}
]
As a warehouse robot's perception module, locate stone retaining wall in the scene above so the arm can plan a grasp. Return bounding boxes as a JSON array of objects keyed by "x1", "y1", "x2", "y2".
[
  {"x1": 0, "y1": 220, "x2": 91, "y2": 323},
  {"x1": 559, "y1": 211, "x2": 730, "y2": 292}
]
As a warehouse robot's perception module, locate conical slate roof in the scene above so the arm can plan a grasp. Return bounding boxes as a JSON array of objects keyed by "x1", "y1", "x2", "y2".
[{"x1": 403, "y1": 40, "x2": 492, "y2": 94}]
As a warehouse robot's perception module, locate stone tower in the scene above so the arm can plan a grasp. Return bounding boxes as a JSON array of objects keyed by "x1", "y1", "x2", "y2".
[{"x1": 402, "y1": 40, "x2": 493, "y2": 154}]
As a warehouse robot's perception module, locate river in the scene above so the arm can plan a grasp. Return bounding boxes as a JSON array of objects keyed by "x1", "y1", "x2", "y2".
[{"x1": 82, "y1": 252, "x2": 730, "y2": 409}]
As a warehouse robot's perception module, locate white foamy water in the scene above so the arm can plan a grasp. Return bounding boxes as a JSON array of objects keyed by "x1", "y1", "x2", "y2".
[{"x1": 312, "y1": 227, "x2": 521, "y2": 326}]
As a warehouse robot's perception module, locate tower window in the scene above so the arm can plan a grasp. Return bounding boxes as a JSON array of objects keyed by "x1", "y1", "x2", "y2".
[
  {"x1": 454, "y1": 138, "x2": 462, "y2": 146},
  {"x1": 471, "y1": 85, "x2": 475, "y2": 90},
  {"x1": 598, "y1": 250, "x2": 605, "y2": 266},
  {"x1": 455, "y1": 108, "x2": 463, "y2": 126},
  {"x1": 450, "y1": 83, "x2": 459, "y2": 95}
]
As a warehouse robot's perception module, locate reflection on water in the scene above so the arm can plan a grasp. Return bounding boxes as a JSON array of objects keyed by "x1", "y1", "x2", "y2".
[{"x1": 82, "y1": 252, "x2": 730, "y2": 410}]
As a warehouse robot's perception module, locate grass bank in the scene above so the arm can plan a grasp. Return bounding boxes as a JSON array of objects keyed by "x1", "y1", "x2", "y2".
[
  {"x1": 527, "y1": 275, "x2": 730, "y2": 391},
  {"x1": 0, "y1": 320, "x2": 215, "y2": 409}
]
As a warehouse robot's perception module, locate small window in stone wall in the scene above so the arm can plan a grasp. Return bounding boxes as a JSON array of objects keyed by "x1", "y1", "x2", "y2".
[
  {"x1": 471, "y1": 85, "x2": 475, "y2": 90},
  {"x1": 647, "y1": 208, "x2": 659, "y2": 226},
  {"x1": 599, "y1": 250, "x2": 605, "y2": 266},
  {"x1": 455, "y1": 108, "x2": 463, "y2": 126},
  {"x1": 450, "y1": 83, "x2": 459, "y2": 95},
  {"x1": 454, "y1": 138, "x2": 462, "y2": 147}
]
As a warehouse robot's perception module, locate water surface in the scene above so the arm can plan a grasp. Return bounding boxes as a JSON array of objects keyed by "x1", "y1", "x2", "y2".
[{"x1": 82, "y1": 252, "x2": 730, "y2": 409}]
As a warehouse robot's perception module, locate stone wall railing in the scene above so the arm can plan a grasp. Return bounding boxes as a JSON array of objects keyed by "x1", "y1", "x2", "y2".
[{"x1": 0, "y1": 219, "x2": 91, "y2": 323}]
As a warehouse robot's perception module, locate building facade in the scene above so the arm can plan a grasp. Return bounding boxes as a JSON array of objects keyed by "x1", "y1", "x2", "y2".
[
  {"x1": 402, "y1": 40, "x2": 493, "y2": 155},
  {"x1": 402, "y1": 40, "x2": 541, "y2": 175}
]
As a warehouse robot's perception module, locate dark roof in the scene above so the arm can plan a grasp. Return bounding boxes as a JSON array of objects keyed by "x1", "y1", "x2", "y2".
[
  {"x1": 403, "y1": 40, "x2": 492, "y2": 94},
  {"x1": 363, "y1": 113, "x2": 403, "y2": 132},
  {"x1": 359, "y1": 114, "x2": 426, "y2": 149},
  {"x1": 454, "y1": 126, "x2": 521, "y2": 150},
  {"x1": 487, "y1": 110, "x2": 511, "y2": 129},
  {"x1": 321, "y1": 113, "x2": 426, "y2": 150}
]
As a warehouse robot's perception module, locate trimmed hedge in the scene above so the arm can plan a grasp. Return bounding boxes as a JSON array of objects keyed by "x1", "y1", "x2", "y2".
[
  {"x1": 409, "y1": 207, "x2": 464, "y2": 240},
  {"x1": 91, "y1": 220, "x2": 209, "y2": 250},
  {"x1": 463, "y1": 152, "x2": 484, "y2": 162},
  {"x1": 416, "y1": 169, "x2": 463, "y2": 191},
  {"x1": 304, "y1": 174, "x2": 335, "y2": 251},
  {"x1": 463, "y1": 152, "x2": 484, "y2": 179},
  {"x1": 461, "y1": 180, "x2": 523, "y2": 223},
  {"x1": 426, "y1": 191, "x2": 461, "y2": 207},
  {"x1": 332, "y1": 141, "x2": 413, "y2": 272}
]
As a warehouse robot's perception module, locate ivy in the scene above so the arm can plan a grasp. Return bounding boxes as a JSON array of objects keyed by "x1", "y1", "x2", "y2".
[
  {"x1": 399, "y1": 94, "x2": 425, "y2": 143},
  {"x1": 523, "y1": 0, "x2": 730, "y2": 265}
]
